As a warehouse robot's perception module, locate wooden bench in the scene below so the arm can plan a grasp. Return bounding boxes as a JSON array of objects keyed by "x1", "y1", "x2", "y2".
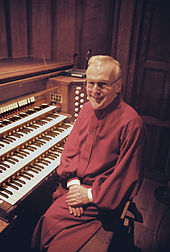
[{"x1": 79, "y1": 200, "x2": 139, "y2": 252}]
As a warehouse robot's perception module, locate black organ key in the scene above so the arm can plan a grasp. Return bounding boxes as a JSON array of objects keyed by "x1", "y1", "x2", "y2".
[
  {"x1": 42, "y1": 158, "x2": 51, "y2": 164},
  {"x1": 37, "y1": 139, "x2": 46, "y2": 144},
  {"x1": 19, "y1": 150, "x2": 29, "y2": 155},
  {"x1": 1, "y1": 162, "x2": 10, "y2": 168},
  {"x1": 21, "y1": 174, "x2": 31, "y2": 180},
  {"x1": 60, "y1": 124, "x2": 70, "y2": 129},
  {"x1": 28, "y1": 124, "x2": 39, "y2": 129},
  {"x1": 0, "y1": 165, "x2": 6, "y2": 171},
  {"x1": 15, "y1": 153, "x2": 24, "y2": 159},
  {"x1": 6, "y1": 136, "x2": 16, "y2": 141},
  {"x1": 30, "y1": 166, "x2": 42, "y2": 172},
  {"x1": 8, "y1": 157, "x2": 19, "y2": 162},
  {"x1": 5, "y1": 159, "x2": 15, "y2": 165},
  {"x1": 0, "y1": 139, "x2": 10, "y2": 144},
  {"x1": 42, "y1": 117, "x2": 52, "y2": 122},
  {"x1": 38, "y1": 139, "x2": 47, "y2": 144},
  {"x1": 23, "y1": 171, "x2": 34, "y2": 178},
  {"x1": 13, "y1": 133, "x2": 22, "y2": 138},
  {"x1": 0, "y1": 191, "x2": 9, "y2": 198},
  {"x1": 11, "y1": 181, "x2": 22, "y2": 187},
  {"x1": 48, "y1": 114, "x2": 59, "y2": 119},
  {"x1": 26, "y1": 146, "x2": 37, "y2": 151},
  {"x1": 55, "y1": 128, "x2": 64, "y2": 133},
  {"x1": 40, "y1": 136, "x2": 51, "y2": 141},
  {"x1": 29, "y1": 168, "x2": 39, "y2": 174},
  {"x1": 7, "y1": 183, "x2": 19, "y2": 190},
  {"x1": 19, "y1": 112, "x2": 27, "y2": 117},
  {"x1": 39, "y1": 160, "x2": 49, "y2": 165},
  {"x1": 26, "y1": 109, "x2": 35, "y2": 114},
  {"x1": 48, "y1": 153, "x2": 58, "y2": 159},
  {"x1": 54, "y1": 148, "x2": 63, "y2": 153},
  {"x1": 32, "y1": 142, "x2": 42, "y2": 147},
  {"x1": 2, "y1": 187, "x2": 13, "y2": 195},
  {"x1": 2, "y1": 119, "x2": 11, "y2": 125},
  {"x1": 46, "y1": 156, "x2": 55, "y2": 161},
  {"x1": 16, "y1": 178, "x2": 26, "y2": 184},
  {"x1": 3, "y1": 137, "x2": 13, "y2": 143},
  {"x1": 47, "y1": 132, "x2": 59, "y2": 137}
]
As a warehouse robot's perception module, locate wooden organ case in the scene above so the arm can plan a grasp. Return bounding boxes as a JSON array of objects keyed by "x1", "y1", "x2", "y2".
[
  {"x1": 48, "y1": 75, "x2": 88, "y2": 121},
  {"x1": 0, "y1": 59, "x2": 77, "y2": 239}
]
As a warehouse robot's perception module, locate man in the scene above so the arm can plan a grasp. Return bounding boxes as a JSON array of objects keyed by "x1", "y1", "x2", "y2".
[{"x1": 32, "y1": 55, "x2": 146, "y2": 251}]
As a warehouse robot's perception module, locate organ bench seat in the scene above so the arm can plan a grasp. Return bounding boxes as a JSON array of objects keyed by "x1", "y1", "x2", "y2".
[{"x1": 80, "y1": 199, "x2": 142, "y2": 252}]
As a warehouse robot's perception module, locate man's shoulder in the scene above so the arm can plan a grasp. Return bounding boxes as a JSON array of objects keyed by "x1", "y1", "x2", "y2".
[
  {"x1": 118, "y1": 101, "x2": 143, "y2": 126},
  {"x1": 79, "y1": 101, "x2": 92, "y2": 114}
]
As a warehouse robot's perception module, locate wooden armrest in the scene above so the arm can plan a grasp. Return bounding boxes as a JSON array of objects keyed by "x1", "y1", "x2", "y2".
[{"x1": 120, "y1": 200, "x2": 131, "y2": 220}]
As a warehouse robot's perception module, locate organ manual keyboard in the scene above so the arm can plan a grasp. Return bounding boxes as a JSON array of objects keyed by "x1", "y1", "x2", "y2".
[{"x1": 0, "y1": 58, "x2": 74, "y2": 227}]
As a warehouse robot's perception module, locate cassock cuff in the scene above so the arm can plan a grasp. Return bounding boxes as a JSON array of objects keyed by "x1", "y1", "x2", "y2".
[
  {"x1": 67, "y1": 178, "x2": 81, "y2": 188},
  {"x1": 88, "y1": 188, "x2": 93, "y2": 202}
]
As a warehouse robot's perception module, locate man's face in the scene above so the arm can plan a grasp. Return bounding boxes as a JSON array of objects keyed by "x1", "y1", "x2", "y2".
[{"x1": 86, "y1": 62, "x2": 121, "y2": 110}]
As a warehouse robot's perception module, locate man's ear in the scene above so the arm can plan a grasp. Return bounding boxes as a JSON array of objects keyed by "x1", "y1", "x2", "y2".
[{"x1": 115, "y1": 78, "x2": 122, "y2": 93}]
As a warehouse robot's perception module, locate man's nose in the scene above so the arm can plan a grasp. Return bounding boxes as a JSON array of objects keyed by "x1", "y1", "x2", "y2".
[{"x1": 92, "y1": 84, "x2": 101, "y2": 94}]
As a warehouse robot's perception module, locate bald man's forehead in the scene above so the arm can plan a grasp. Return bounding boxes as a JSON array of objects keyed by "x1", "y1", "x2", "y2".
[{"x1": 86, "y1": 61, "x2": 115, "y2": 79}]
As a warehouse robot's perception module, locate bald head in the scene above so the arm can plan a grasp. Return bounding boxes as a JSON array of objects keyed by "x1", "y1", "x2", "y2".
[{"x1": 86, "y1": 55, "x2": 121, "y2": 81}]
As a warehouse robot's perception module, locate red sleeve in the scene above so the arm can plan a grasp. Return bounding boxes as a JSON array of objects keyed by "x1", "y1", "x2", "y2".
[
  {"x1": 91, "y1": 119, "x2": 146, "y2": 210},
  {"x1": 57, "y1": 106, "x2": 85, "y2": 184}
]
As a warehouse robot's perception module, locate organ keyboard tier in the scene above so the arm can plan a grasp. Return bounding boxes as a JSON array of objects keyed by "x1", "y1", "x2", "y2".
[{"x1": 0, "y1": 96, "x2": 73, "y2": 222}]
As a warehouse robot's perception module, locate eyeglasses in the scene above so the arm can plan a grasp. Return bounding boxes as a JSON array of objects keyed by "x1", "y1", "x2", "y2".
[{"x1": 85, "y1": 77, "x2": 121, "y2": 90}]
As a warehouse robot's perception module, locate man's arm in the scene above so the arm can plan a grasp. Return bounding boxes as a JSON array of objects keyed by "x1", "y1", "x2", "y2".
[{"x1": 66, "y1": 180, "x2": 93, "y2": 217}]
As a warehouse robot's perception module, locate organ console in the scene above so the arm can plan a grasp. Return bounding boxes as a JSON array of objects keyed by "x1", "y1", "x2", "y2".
[
  {"x1": 48, "y1": 75, "x2": 87, "y2": 121},
  {"x1": 0, "y1": 58, "x2": 78, "y2": 233}
]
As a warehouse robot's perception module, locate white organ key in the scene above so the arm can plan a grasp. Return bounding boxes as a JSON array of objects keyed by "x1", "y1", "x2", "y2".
[
  {"x1": 30, "y1": 96, "x2": 35, "y2": 103},
  {"x1": 0, "y1": 123, "x2": 73, "y2": 183},
  {"x1": 0, "y1": 155, "x2": 24, "y2": 180},
  {"x1": 0, "y1": 113, "x2": 68, "y2": 156},
  {"x1": 0, "y1": 105, "x2": 57, "y2": 135},
  {"x1": 0, "y1": 153, "x2": 61, "y2": 205},
  {"x1": 3, "y1": 184, "x2": 23, "y2": 198}
]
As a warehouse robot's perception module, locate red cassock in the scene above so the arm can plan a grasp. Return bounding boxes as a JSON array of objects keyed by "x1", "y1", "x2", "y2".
[{"x1": 32, "y1": 96, "x2": 146, "y2": 252}]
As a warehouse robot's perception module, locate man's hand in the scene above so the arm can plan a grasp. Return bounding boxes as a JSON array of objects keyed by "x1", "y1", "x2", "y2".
[
  {"x1": 66, "y1": 185, "x2": 90, "y2": 206},
  {"x1": 68, "y1": 206, "x2": 84, "y2": 217}
]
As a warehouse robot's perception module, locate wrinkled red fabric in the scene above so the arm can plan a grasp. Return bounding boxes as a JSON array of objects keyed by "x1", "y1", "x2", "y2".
[{"x1": 32, "y1": 97, "x2": 146, "y2": 252}]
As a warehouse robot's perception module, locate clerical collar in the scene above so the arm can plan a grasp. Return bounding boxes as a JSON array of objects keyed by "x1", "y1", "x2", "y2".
[{"x1": 94, "y1": 93, "x2": 121, "y2": 119}]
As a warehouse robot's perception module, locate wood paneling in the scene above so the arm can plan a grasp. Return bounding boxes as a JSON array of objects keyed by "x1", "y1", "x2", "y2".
[
  {"x1": 53, "y1": 0, "x2": 76, "y2": 62},
  {"x1": 81, "y1": 0, "x2": 114, "y2": 68},
  {"x1": 0, "y1": 0, "x2": 8, "y2": 57},
  {"x1": 0, "y1": 0, "x2": 115, "y2": 63},
  {"x1": 115, "y1": 0, "x2": 137, "y2": 98},
  {"x1": 9, "y1": 0, "x2": 28, "y2": 57},
  {"x1": 129, "y1": 0, "x2": 170, "y2": 181},
  {"x1": 31, "y1": 0, "x2": 52, "y2": 59},
  {"x1": 146, "y1": 1, "x2": 170, "y2": 62},
  {"x1": 140, "y1": 69, "x2": 166, "y2": 117}
]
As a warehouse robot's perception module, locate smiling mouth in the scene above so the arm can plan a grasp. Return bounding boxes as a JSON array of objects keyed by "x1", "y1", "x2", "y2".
[{"x1": 91, "y1": 95, "x2": 104, "y2": 103}]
